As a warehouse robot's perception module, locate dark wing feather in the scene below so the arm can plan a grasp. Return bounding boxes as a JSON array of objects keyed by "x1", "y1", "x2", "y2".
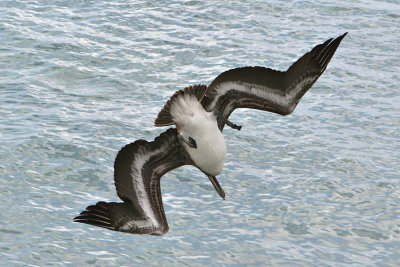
[
  {"x1": 74, "y1": 128, "x2": 192, "y2": 235},
  {"x1": 201, "y1": 33, "x2": 347, "y2": 131}
]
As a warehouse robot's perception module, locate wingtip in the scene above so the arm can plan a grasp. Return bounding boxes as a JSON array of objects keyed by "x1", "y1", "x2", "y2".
[
  {"x1": 327, "y1": 32, "x2": 347, "y2": 47},
  {"x1": 73, "y1": 212, "x2": 85, "y2": 221},
  {"x1": 335, "y1": 32, "x2": 348, "y2": 43},
  {"x1": 339, "y1": 32, "x2": 348, "y2": 40},
  {"x1": 73, "y1": 216, "x2": 85, "y2": 222}
]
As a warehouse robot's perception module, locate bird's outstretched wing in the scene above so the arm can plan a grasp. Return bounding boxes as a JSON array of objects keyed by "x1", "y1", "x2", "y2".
[
  {"x1": 201, "y1": 33, "x2": 347, "y2": 130},
  {"x1": 74, "y1": 128, "x2": 192, "y2": 235}
]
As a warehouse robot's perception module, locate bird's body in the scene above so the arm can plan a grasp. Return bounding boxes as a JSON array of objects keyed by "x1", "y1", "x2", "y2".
[
  {"x1": 170, "y1": 92, "x2": 226, "y2": 176},
  {"x1": 74, "y1": 33, "x2": 348, "y2": 235}
]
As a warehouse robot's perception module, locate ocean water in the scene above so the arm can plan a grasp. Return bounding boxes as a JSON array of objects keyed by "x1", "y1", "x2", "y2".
[{"x1": 1, "y1": 0, "x2": 399, "y2": 266}]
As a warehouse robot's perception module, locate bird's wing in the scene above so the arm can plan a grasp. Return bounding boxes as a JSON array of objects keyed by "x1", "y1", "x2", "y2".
[
  {"x1": 74, "y1": 128, "x2": 192, "y2": 235},
  {"x1": 201, "y1": 33, "x2": 347, "y2": 131}
]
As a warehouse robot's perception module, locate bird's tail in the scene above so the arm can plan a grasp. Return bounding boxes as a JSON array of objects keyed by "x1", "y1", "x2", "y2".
[{"x1": 154, "y1": 84, "x2": 207, "y2": 126}]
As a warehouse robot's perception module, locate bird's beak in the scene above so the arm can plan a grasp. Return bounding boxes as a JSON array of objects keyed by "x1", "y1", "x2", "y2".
[{"x1": 207, "y1": 175, "x2": 225, "y2": 200}]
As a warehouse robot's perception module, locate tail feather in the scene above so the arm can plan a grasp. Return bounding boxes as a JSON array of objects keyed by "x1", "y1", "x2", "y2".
[{"x1": 154, "y1": 84, "x2": 207, "y2": 126}]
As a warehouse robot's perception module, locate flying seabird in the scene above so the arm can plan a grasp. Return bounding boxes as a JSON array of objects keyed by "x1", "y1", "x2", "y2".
[{"x1": 74, "y1": 33, "x2": 347, "y2": 235}]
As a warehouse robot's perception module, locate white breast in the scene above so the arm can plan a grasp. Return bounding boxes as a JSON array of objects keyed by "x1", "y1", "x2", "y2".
[{"x1": 170, "y1": 94, "x2": 226, "y2": 176}]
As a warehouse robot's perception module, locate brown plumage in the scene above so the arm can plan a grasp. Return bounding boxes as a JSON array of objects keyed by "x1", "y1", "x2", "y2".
[{"x1": 74, "y1": 33, "x2": 347, "y2": 235}]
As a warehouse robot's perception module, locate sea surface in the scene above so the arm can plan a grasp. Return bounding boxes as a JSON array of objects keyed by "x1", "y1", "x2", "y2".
[{"x1": 1, "y1": 0, "x2": 399, "y2": 266}]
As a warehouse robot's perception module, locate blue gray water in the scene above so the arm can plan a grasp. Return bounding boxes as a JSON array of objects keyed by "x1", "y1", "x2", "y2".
[{"x1": 1, "y1": 0, "x2": 399, "y2": 266}]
